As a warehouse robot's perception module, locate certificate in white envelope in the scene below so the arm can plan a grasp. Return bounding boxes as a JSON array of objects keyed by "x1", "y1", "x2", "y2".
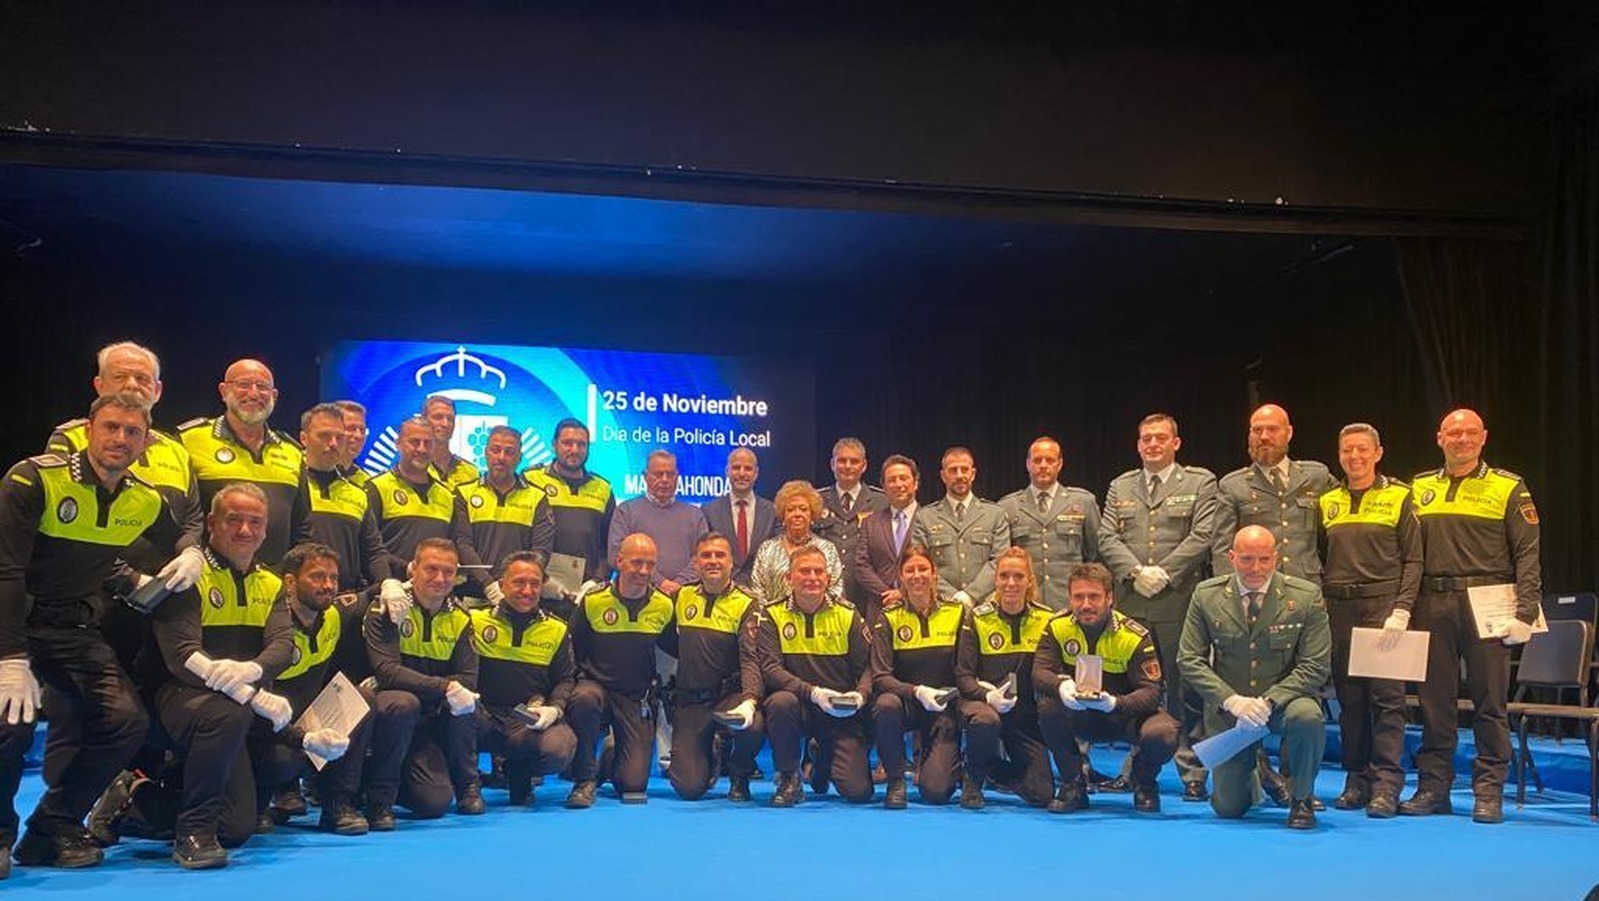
[
  {"x1": 1347, "y1": 627, "x2": 1429, "y2": 681},
  {"x1": 1466, "y1": 583, "x2": 1547, "y2": 640},
  {"x1": 295, "y1": 672, "x2": 371, "y2": 771},
  {"x1": 541, "y1": 552, "x2": 586, "y2": 599}
]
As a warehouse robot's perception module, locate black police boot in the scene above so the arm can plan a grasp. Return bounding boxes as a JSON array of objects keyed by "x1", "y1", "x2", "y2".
[
  {"x1": 1333, "y1": 775, "x2": 1370, "y2": 810},
  {"x1": 366, "y1": 804, "x2": 397, "y2": 832},
  {"x1": 87, "y1": 770, "x2": 139, "y2": 847},
  {"x1": 171, "y1": 833, "x2": 228, "y2": 870},
  {"x1": 1047, "y1": 778, "x2": 1090, "y2": 814},
  {"x1": 884, "y1": 777, "x2": 909, "y2": 809},
  {"x1": 771, "y1": 772, "x2": 804, "y2": 808},
  {"x1": 482, "y1": 754, "x2": 508, "y2": 790},
  {"x1": 1133, "y1": 782, "x2": 1161, "y2": 813},
  {"x1": 254, "y1": 810, "x2": 275, "y2": 834},
  {"x1": 272, "y1": 783, "x2": 307, "y2": 820},
  {"x1": 565, "y1": 780, "x2": 598, "y2": 809},
  {"x1": 1259, "y1": 758, "x2": 1293, "y2": 807},
  {"x1": 805, "y1": 739, "x2": 829, "y2": 794},
  {"x1": 1182, "y1": 780, "x2": 1209, "y2": 802},
  {"x1": 318, "y1": 797, "x2": 370, "y2": 836},
  {"x1": 1472, "y1": 792, "x2": 1504, "y2": 824},
  {"x1": 1366, "y1": 789, "x2": 1400, "y2": 819},
  {"x1": 13, "y1": 829, "x2": 104, "y2": 869},
  {"x1": 959, "y1": 775, "x2": 986, "y2": 810},
  {"x1": 1287, "y1": 797, "x2": 1318, "y2": 830},
  {"x1": 1398, "y1": 788, "x2": 1453, "y2": 816},
  {"x1": 456, "y1": 782, "x2": 486, "y2": 815},
  {"x1": 727, "y1": 774, "x2": 751, "y2": 803}
]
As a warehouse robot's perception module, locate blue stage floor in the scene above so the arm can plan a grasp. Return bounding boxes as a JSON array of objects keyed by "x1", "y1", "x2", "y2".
[{"x1": 5, "y1": 747, "x2": 1596, "y2": 901}]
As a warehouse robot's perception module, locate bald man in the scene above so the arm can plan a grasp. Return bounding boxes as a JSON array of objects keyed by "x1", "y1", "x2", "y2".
[
  {"x1": 178, "y1": 360, "x2": 310, "y2": 566},
  {"x1": 999, "y1": 437, "x2": 1102, "y2": 610},
  {"x1": 1178, "y1": 526, "x2": 1330, "y2": 829},
  {"x1": 1402, "y1": 409, "x2": 1540, "y2": 824},
  {"x1": 1213, "y1": 405, "x2": 1338, "y2": 584}
]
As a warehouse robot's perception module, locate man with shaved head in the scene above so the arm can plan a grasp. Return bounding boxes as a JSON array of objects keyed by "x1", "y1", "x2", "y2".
[
  {"x1": 999, "y1": 437, "x2": 1103, "y2": 610},
  {"x1": 1179, "y1": 526, "x2": 1331, "y2": 829},
  {"x1": 1402, "y1": 409, "x2": 1540, "y2": 824},
  {"x1": 178, "y1": 359, "x2": 310, "y2": 566}
]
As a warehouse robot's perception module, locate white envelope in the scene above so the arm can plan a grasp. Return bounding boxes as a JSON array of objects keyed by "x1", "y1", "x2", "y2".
[{"x1": 1348, "y1": 627, "x2": 1429, "y2": 681}]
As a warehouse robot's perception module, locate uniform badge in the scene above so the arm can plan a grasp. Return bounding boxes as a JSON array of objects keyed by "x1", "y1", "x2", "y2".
[
  {"x1": 987, "y1": 632, "x2": 1005, "y2": 650},
  {"x1": 55, "y1": 497, "x2": 78, "y2": 524},
  {"x1": 1519, "y1": 503, "x2": 1539, "y2": 525},
  {"x1": 684, "y1": 604, "x2": 698, "y2": 621},
  {"x1": 215, "y1": 447, "x2": 235, "y2": 464},
  {"x1": 1420, "y1": 488, "x2": 1436, "y2": 505},
  {"x1": 399, "y1": 618, "x2": 415, "y2": 637},
  {"x1": 896, "y1": 624, "x2": 914, "y2": 643},
  {"x1": 543, "y1": 484, "x2": 558, "y2": 498},
  {"x1": 1285, "y1": 598, "x2": 1296, "y2": 613},
  {"x1": 208, "y1": 587, "x2": 225, "y2": 609},
  {"x1": 481, "y1": 625, "x2": 498, "y2": 643},
  {"x1": 782, "y1": 622, "x2": 797, "y2": 641},
  {"x1": 393, "y1": 490, "x2": 408, "y2": 506},
  {"x1": 1066, "y1": 503, "x2": 1082, "y2": 516},
  {"x1": 1142, "y1": 659, "x2": 1162, "y2": 681},
  {"x1": 469, "y1": 495, "x2": 484, "y2": 508},
  {"x1": 602, "y1": 608, "x2": 619, "y2": 626},
  {"x1": 1064, "y1": 638, "x2": 1081, "y2": 656},
  {"x1": 290, "y1": 645, "x2": 303, "y2": 665},
  {"x1": 1325, "y1": 503, "x2": 1341, "y2": 520}
]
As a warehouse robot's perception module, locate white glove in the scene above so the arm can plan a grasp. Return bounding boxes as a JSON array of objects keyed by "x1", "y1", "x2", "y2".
[
  {"x1": 1493, "y1": 617, "x2": 1534, "y2": 646},
  {"x1": 445, "y1": 681, "x2": 478, "y2": 716},
  {"x1": 980, "y1": 680, "x2": 1016, "y2": 714},
  {"x1": 952, "y1": 590, "x2": 973, "y2": 607},
  {"x1": 380, "y1": 579, "x2": 412, "y2": 625},
  {"x1": 0, "y1": 658, "x2": 42, "y2": 725},
  {"x1": 721, "y1": 698, "x2": 757, "y2": 731},
  {"x1": 1057, "y1": 678, "x2": 1084, "y2": 710},
  {"x1": 1223, "y1": 694, "x2": 1271, "y2": 728},
  {"x1": 250, "y1": 689, "x2": 293, "y2": 732},
  {"x1": 831, "y1": 691, "x2": 865, "y2": 717},
  {"x1": 525, "y1": 705, "x2": 562, "y2": 731},
  {"x1": 1080, "y1": 692, "x2": 1117, "y2": 713},
  {"x1": 1133, "y1": 565, "x2": 1171, "y2": 598},
  {"x1": 359, "y1": 675, "x2": 379, "y2": 692},
  {"x1": 912, "y1": 684, "x2": 949, "y2": 712},
  {"x1": 809, "y1": 685, "x2": 840, "y2": 712},
  {"x1": 568, "y1": 579, "x2": 602, "y2": 602},
  {"x1": 1378, "y1": 608, "x2": 1411, "y2": 651},
  {"x1": 155, "y1": 546, "x2": 207, "y2": 592},
  {"x1": 485, "y1": 580, "x2": 506, "y2": 606},
  {"x1": 205, "y1": 659, "x2": 263, "y2": 696},
  {"x1": 303, "y1": 728, "x2": 350, "y2": 762}
]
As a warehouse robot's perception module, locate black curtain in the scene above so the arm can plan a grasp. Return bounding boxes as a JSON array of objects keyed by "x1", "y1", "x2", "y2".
[{"x1": 1538, "y1": 76, "x2": 1599, "y2": 592}]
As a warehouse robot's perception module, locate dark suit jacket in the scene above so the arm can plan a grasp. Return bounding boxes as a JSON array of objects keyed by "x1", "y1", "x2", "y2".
[
  {"x1": 701, "y1": 493, "x2": 777, "y2": 586},
  {"x1": 855, "y1": 506, "x2": 914, "y2": 605}
]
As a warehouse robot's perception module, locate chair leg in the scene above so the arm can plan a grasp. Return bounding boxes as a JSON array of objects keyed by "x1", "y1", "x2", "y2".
[
  {"x1": 1588, "y1": 720, "x2": 1597, "y2": 822},
  {"x1": 1515, "y1": 717, "x2": 1528, "y2": 809}
]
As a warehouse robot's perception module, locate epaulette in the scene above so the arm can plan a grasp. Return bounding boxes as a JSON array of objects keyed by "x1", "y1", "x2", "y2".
[
  {"x1": 1119, "y1": 616, "x2": 1151, "y2": 637},
  {"x1": 577, "y1": 581, "x2": 610, "y2": 602},
  {"x1": 1491, "y1": 467, "x2": 1524, "y2": 482},
  {"x1": 176, "y1": 417, "x2": 209, "y2": 431},
  {"x1": 1028, "y1": 600, "x2": 1053, "y2": 613},
  {"x1": 272, "y1": 429, "x2": 304, "y2": 451},
  {"x1": 863, "y1": 485, "x2": 885, "y2": 495},
  {"x1": 880, "y1": 596, "x2": 903, "y2": 610},
  {"x1": 1181, "y1": 464, "x2": 1217, "y2": 478},
  {"x1": 1197, "y1": 574, "x2": 1231, "y2": 589},
  {"x1": 971, "y1": 602, "x2": 996, "y2": 616},
  {"x1": 27, "y1": 453, "x2": 67, "y2": 468},
  {"x1": 1115, "y1": 468, "x2": 1142, "y2": 481},
  {"x1": 52, "y1": 417, "x2": 87, "y2": 432},
  {"x1": 831, "y1": 596, "x2": 856, "y2": 610}
]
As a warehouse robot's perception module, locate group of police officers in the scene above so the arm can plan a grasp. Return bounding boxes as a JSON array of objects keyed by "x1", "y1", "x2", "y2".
[{"x1": 0, "y1": 341, "x2": 1543, "y2": 876}]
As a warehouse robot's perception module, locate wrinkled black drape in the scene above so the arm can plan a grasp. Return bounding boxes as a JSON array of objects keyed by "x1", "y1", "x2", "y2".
[{"x1": 1538, "y1": 77, "x2": 1599, "y2": 592}]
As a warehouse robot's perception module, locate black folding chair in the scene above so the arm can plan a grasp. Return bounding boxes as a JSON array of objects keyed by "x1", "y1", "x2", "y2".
[{"x1": 1508, "y1": 620, "x2": 1599, "y2": 820}]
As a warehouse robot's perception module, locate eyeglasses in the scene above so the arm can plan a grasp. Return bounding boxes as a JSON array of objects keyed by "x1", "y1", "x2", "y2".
[{"x1": 226, "y1": 379, "x2": 276, "y2": 393}]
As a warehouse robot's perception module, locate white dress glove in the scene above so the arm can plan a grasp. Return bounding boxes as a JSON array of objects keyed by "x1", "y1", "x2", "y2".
[
  {"x1": 206, "y1": 659, "x2": 264, "y2": 696},
  {"x1": 445, "y1": 681, "x2": 479, "y2": 716},
  {"x1": 1378, "y1": 608, "x2": 1411, "y2": 651},
  {"x1": 1223, "y1": 694, "x2": 1271, "y2": 728},
  {"x1": 912, "y1": 684, "x2": 949, "y2": 713},
  {"x1": 721, "y1": 698, "x2": 757, "y2": 731},
  {"x1": 1493, "y1": 617, "x2": 1534, "y2": 646},
  {"x1": 156, "y1": 546, "x2": 207, "y2": 592},
  {"x1": 303, "y1": 728, "x2": 351, "y2": 762},
  {"x1": 1133, "y1": 565, "x2": 1171, "y2": 598},
  {"x1": 1080, "y1": 692, "x2": 1117, "y2": 713},
  {"x1": 0, "y1": 658, "x2": 42, "y2": 725},
  {"x1": 1057, "y1": 678, "x2": 1084, "y2": 710},
  {"x1": 250, "y1": 689, "x2": 293, "y2": 732},
  {"x1": 484, "y1": 580, "x2": 506, "y2": 606},
  {"x1": 380, "y1": 579, "x2": 412, "y2": 625},
  {"x1": 980, "y1": 680, "x2": 1016, "y2": 715},
  {"x1": 524, "y1": 705, "x2": 562, "y2": 731}
]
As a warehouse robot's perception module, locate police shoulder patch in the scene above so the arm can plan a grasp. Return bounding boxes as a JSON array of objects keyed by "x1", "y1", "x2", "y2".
[
  {"x1": 971, "y1": 602, "x2": 995, "y2": 616},
  {"x1": 1519, "y1": 503, "x2": 1539, "y2": 525},
  {"x1": 52, "y1": 418, "x2": 87, "y2": 432},
  {"x1": 1141, "y1": 658, "x2": 1163, "y2": 682},
  {"x1": 1120, "y1": 617, "x2": 1150, "y2": 637},
  {"x1": 176, "y1": 417, "x2": 208, "y2": 431},
  {"x1": 28, "y1": 454, "x2": 66, "y2": 468}
]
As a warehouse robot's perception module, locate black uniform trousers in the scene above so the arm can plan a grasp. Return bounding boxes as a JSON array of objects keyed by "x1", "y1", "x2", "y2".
[
  {"x1": 26, "y1": 627, "x2": 148, "y2": 839},
  {"x1": 567, "y1": 680, "x2": 655, "y2": 795},
  {"x1": 362, "y1": 690, "x2": 421, "y2": 810},
  {"x1": 477, "y1": 706, "x2": 578, "y2": 782},
  {"x1": 1327, "y1": 595, "x2": 1405, "y2": 793},
  {"x1": 1038, "y1": 695, "x2": 1178, "y2": 789},
  {"x1": 763, "y1": 690, "x2": 873, "y2": 802},
  {"x1": 668, "y1": 690, "x2": 764, "y2": 801},
  {"x1": 153, "y1": 682, "x2": 256, "y2": 845},
  {"x1": 872, "y1": 692, "x2": 960, "y2": 803},
  {"x1": 957, "y1": 700, "x2": 1054, "y2": 806},
  {"x1": 251, "y1": 685, "x2": 382, "y2": 808},
  {"x1": 398, "y1": 700, "x2": 479, "y2": 818},
  {"x1": 1413, "y1": 587, "x2": 1513, "y2": 796},
  {"x1": 0, "y1": 721, "x2": 37, "y2": 844}
]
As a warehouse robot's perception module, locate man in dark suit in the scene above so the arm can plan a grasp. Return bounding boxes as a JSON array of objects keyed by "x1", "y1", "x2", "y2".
[
  {"x1": 700, "y1": 448, "x2": 777, "y2": 588},
  {"x1": 854, "y1": 454, "x2": 920, "y2": 621},
  {"x1": 815, "y1": 438, "x2": 888, "y2": 608}
]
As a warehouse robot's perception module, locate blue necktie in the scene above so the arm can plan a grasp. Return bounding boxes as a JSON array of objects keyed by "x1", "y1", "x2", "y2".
[{"x1": 893, "y1": 510, "x2": 907, "y2": 552}]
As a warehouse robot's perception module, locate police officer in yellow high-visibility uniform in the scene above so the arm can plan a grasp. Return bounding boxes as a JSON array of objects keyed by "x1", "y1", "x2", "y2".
[
  {"x1": 1402, "y1": 409, "x2": 1540, "y2": 825},
  {"x1": 299, "y1": 404, "x2": 390, "y2": 591},
  {"x1": 460, "y1": 426, "x2": 555, "y2": 596},
  {"x1": 0, "y1": 395, "x2": 164, "y2": 874},
  {"x1": 1317, "y1": 424, "x2": 1420, "y2": 818},
  {"x1": 523, "y1": 419, "x2": 615, "y2": 618},
  {"x1": 364, "y1": 417, "x2": 483, "y2": 580}
]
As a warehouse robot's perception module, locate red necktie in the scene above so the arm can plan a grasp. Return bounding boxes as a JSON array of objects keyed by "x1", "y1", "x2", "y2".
[{"x1": 736, "y1": 498, "x2": 750, "y2": 560}]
